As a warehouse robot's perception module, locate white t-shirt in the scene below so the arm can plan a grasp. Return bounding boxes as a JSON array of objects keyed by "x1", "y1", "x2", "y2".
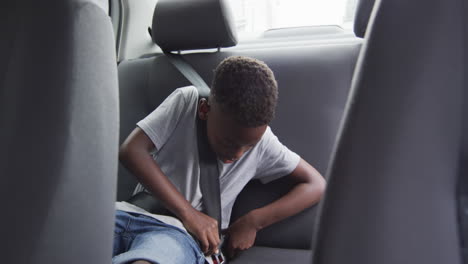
[{"x1": 116, "y1": 86, "x2": 300, "y2": 229}]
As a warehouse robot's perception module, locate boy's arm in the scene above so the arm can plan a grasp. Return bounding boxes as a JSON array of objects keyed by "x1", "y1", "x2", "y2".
[
  {"x1": 225, "y1": 158, "x2": 326, "y2": 258},
  {"x1": 119, "y1": 127, "x2": 220, "y2": 255}
]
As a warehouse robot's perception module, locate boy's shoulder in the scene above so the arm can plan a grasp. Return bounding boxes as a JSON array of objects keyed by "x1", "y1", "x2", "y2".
[
  {"x1": 175, "y1": 86, "x2": 198, "y2": 101},
  {"x1": 258, "y1": 126, "x2": 273, "y2": 146},
  {"x1": 164, "y1": 86, "x2": 199, "y2": 112}
]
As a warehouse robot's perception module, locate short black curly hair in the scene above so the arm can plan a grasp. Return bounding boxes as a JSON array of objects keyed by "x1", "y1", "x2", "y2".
[{"x1": 210, "y1": 56, "x2": 278, "y2": 127}]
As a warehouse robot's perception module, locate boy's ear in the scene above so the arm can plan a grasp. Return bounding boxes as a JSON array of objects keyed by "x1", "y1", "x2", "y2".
[{"x1": 198, "y1": 98, "x2": 210, "y2": 120}]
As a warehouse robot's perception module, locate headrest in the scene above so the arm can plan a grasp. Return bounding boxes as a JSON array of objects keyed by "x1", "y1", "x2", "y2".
[
  {"x1": 354, "y1": 0, "x2": 376, "y2": 38},
  {"x1": 151, "y1": 0, "x2": 238, "y2": 52}
]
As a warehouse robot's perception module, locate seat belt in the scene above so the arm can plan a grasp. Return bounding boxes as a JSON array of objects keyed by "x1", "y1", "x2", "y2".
[
  {"x1": 165, "y1": 52, "x2": 210, "y2": 98},
  {"x1": 161, "y1": 53, "x2": 225, "y2": 264},
  {"x1": 164, "y1": 52, "x2": 223, "y2": 229}
]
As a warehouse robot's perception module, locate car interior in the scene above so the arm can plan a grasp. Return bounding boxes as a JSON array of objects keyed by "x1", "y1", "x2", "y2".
[{"x1": 1, "y1": 0, "x2": 467, "y2": 263}]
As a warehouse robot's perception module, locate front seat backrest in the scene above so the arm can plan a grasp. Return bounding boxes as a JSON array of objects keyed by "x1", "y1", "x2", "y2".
[
  {"x1": 0, "y1": 1, "x2": 119, "y2": 263},
  {"x1": 312, "y1": 0, "x2": 464, "y2": 263},
  {"x1": 354, "y1": 0, "x2": 376, "y2": 38}
]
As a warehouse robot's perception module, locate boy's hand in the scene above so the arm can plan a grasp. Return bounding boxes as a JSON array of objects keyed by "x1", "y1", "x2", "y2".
[
  {"x1": 181, "y1": 209, "x2": 220, "y2": 256},
  {"x1": 225, "y1": 212, "x2": 259, "y2": 259}
]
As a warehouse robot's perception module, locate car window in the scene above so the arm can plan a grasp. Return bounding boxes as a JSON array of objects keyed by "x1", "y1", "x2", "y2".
[{"x1": 227, "y1": 0, "x2": 358, "y2": 38}]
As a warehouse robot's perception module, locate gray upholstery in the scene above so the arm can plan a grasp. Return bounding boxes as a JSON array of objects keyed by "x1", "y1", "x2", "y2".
[
  {"x1": 229, "y1": 246, "x2": 312, "y2": 264},
  {"x1": 152, "y1": 0, "x2": 237, "y2": 52},
  {"x1": 354, "y1": 0, "x2": 376, "y2": 38},
  {"x1": 459, "y1": 105, "x2": 468, "y2": 260},
  {"x1": 459, "y1": 5, "x2": 468, "y2": 259},
  {"x1": 312, "y1": 0, "x2": 464, "y2": 263},
  {"x1": 0, "y1": 1, "x2": 119, "y2": 263}
]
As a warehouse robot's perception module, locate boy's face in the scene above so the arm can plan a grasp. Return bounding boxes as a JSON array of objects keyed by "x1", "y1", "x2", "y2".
[{"x1": 198, "y1": 99, "x2": 267, "y2": 164}]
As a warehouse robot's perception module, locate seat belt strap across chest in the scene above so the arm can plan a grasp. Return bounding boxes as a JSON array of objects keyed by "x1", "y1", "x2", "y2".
[{"x1": 165, "y1": 52, "x2": 222, "y2": 231}]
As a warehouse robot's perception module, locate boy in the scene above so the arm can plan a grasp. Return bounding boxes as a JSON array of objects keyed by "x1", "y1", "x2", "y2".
[{"x1": 113, "y1": 56, "x2": 326, "y2": 264}]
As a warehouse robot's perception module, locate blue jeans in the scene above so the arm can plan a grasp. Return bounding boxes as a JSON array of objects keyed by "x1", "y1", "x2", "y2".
[{"x1": 113, "y1": 210, "x2": 206, "y2": 264}]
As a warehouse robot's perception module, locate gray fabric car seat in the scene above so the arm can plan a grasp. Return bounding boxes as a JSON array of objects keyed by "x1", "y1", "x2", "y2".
[
  {"x1": 459, "y1": 92, "x2": 468, "y2": 262},
  {"x1": 354, "y1": 0, "x2": 376, "y2": 38},
  {"x1": 118, "y1": 0, "x2": 361, "y2": 254},
  {"x1": 0, "y1": 1, "x2": 119, "y2": 263},
  {"x1": 117, "y1": 0, "x2": 378, "y2": 263},
  {"x1": 457, "y1": 3, "x2": 468, "y2": 262},
  {"x1": 312, "y1": 0, "x2": 464, "y2": 263}
]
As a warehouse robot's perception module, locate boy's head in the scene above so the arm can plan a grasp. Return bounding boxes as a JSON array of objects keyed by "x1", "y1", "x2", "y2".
[{"x1": 198, "y1": 56, "x2": 279, "y2": 163}]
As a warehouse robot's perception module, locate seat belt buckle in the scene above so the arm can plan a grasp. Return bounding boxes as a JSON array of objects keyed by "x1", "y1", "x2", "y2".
[
  {"x1": 211, "y1": 252, "x2": 225, "y2": 264},
  {"x1": 210, "y1": 234, "x2": 226, "y2": 264}
]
